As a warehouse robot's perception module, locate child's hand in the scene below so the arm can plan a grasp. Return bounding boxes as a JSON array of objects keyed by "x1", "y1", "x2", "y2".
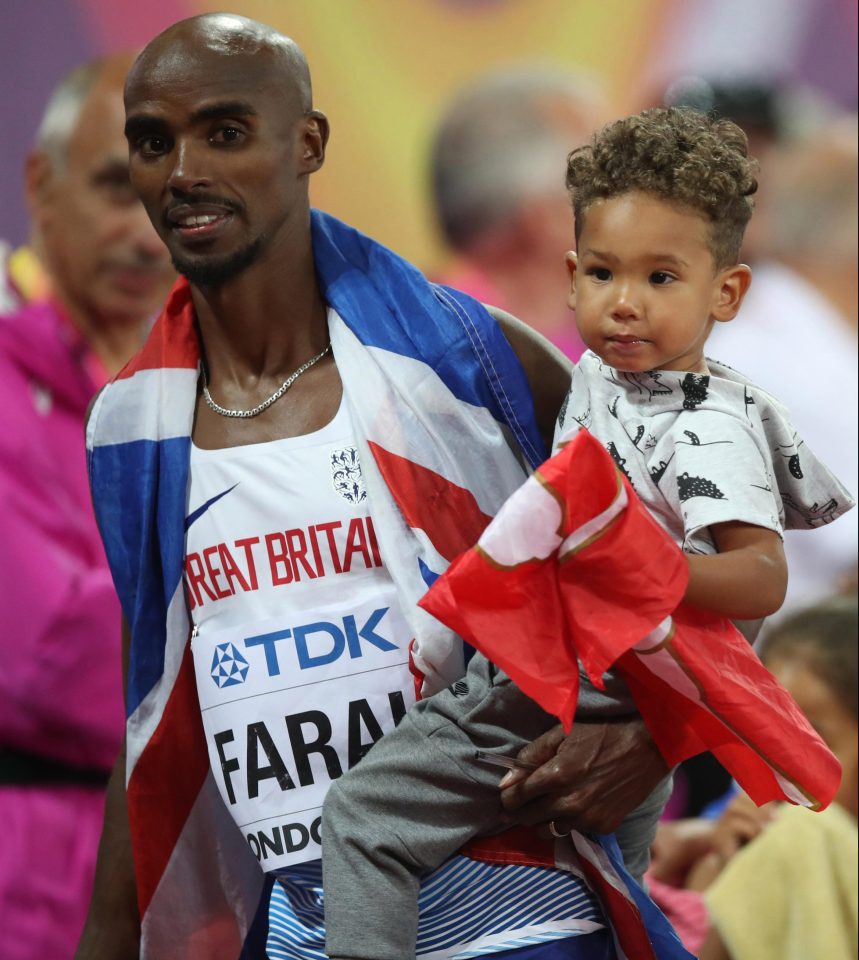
[{"x1": 685, "y1": 792, "x2": 781, "y2": 891}]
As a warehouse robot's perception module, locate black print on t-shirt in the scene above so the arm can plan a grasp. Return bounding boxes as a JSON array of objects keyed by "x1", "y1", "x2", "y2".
[
  {"x1": 783, "y1": 494, "x2": 840, "y2": 527},
  {"x1": 650, "y1": 455, "x2": 673, "y2": 486},
  {"x1": 630, "y1": 424, "x2": 646, "y2": 448},
  {"x1": 681, "y1": 373, "x2": 710, "y2": 410},
  {"x1": 788, "y1": 453, "x2": 803, "y2": 479},
  {"x1": 677, "y1": 472, "x2": 726, "y2": 501},
  {"x1": 676, "y1": 430, "x2": 732, "y2": 449},
  {"x1": 607, "y1": 441, "x2": 635, "y2": 489},
  {"x1": 625, "y1": 370, "x2": 673, "y2": 402},
  {"x1": 558, "y1": 391, "x2": 570, "y2": 430}
]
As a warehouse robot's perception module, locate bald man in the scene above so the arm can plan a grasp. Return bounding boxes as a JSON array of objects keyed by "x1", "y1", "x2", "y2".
[
  {"x1": 0, "y1": 56, "x2": 174, "y2": 960},
  {"x1": 78, "y1": 15, "x2": 669, "y2": 960}
]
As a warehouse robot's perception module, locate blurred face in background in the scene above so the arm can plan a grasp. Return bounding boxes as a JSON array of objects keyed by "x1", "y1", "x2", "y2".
[
  {"x1": 767, "y1": 654, "x2": 858, "y2": 817},
  {"x1": 27, "y1": 66, "x2": 174, "y2": 330}
]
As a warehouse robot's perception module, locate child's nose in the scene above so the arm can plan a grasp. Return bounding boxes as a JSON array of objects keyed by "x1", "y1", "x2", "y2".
[{"x1": 610, "y1": 284, "x2": 642, "y2": 320}]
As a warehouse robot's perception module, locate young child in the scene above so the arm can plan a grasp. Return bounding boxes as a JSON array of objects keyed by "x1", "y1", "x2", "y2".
[
  {"x1": 321, "y1": 108, "x2": 854, "y2": 960},
  {"x1": 702, "y1": 595, "x2": 858, "y2": 960}
]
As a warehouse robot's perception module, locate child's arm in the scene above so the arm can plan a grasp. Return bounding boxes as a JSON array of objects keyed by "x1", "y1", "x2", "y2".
[{"x1": 684, "y1": 521, "x2": 787, "y2": 620}]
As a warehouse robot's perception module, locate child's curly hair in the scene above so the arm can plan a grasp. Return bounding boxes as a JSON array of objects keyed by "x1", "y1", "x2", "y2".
[{"x1": 566, "y1": 107, "x2": 758, "y2": 267}]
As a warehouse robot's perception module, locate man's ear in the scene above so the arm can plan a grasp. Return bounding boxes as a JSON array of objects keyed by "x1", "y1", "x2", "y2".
[
  {"x1": 299, "y1": 110, "x2": 329, "y2": 173},
  {"x1": 712, "y1": 263, "x2": 752, "y2": 323},
  {"x1": 564, "y1": 250, "x2": 578, "y2": 310}
]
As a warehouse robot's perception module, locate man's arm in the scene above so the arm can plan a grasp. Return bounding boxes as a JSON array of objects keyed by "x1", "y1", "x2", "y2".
[
  {"x1": 486, "y1": 305, "x2": 573, "y2": 452},
  {"x1": 75, "y1": 617, "x2": 140, "y2": 959}
]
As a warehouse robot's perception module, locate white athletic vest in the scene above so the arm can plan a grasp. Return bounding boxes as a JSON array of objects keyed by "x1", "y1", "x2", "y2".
[{"x1": 186, "y1": 398, "x2": 415, "y2": 873}]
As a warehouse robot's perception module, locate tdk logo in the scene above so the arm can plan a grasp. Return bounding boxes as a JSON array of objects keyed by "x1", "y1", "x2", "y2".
[
  {"x1": 211, "y1": 642, "x2": 250, "y2": 688},
  {"x1": 234, "y1": 608, "x2": 396, "y2": 681}
]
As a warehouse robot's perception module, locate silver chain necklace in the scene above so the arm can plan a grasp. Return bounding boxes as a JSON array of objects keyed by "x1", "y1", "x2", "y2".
[{"x1": 201, "y1": 343, "x2": 331, "y2": 419}]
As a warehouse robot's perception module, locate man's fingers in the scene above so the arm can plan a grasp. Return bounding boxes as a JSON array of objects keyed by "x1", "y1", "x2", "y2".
[
  {"x1": 514, "y1": 723, "x2": 566, "y2": 768},
  {"x1": 499, "y1": 756, "x2": 569, "y2": 812}
]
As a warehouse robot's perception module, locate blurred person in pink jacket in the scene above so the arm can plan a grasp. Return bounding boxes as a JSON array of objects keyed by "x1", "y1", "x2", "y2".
[{"x1": 0, "y1": 54, "x2": 174, "y2": 959}]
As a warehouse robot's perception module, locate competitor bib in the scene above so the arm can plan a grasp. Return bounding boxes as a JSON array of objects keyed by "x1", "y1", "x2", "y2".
[{"x1": 192, "y1": 593, "x2": 414, "y2": 870}]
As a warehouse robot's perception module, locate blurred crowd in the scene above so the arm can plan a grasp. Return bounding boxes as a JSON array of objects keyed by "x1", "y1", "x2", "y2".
[{"x1": 1, "y1": 43, "x2": 856, "y2": 960}]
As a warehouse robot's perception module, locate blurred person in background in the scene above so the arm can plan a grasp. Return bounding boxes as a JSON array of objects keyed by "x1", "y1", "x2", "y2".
[
  {"x1": 699, "y1": 594, "x2": 858, "y2": 960},
  {"x1": 0, "y1": 54, "x2": 174, "y2": 960},
  {"x1": 666, "y1": 79, "x2": 857, "y2": 614},
  {"x1": 647, "y1": 594, "x2": 858, "y2": 957},
  {"x1": 430, "y1": 66, "x2": 606, "y2": 360},
  {"x1": 653, "y1": 80, "x2": 857, "y2": 822},
  {"x1": 709, "y1": 116, "x2": 858, "y2": 614}
]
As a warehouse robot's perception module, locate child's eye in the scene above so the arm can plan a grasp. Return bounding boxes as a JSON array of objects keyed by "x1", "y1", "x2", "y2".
[
  {"x1": 588, "y1": 267, "x2": 612, "y2": 281},
  {"x1": 650, "y1": 271, "x2": 676, "y2": 285}
]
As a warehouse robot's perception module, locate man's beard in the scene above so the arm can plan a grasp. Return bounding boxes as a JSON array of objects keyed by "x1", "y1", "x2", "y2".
[{"x1": 171, "y1": 236, "x2": 263, "y2": 286}]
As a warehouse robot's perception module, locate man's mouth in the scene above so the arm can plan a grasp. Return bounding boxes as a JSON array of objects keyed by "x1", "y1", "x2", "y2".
[{"x1": 165, "y1": 203, "x2": 235, "y2": 243}]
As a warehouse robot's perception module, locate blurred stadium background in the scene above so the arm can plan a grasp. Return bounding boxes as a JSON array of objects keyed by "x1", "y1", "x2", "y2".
[{"x1": 2, "y1": 0, "x2": 856, "y2": 270}]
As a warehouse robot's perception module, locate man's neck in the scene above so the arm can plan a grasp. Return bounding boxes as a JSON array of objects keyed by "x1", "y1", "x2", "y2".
[{"x1": 190, "y1": 230, "x2": 329, "y2": 384}]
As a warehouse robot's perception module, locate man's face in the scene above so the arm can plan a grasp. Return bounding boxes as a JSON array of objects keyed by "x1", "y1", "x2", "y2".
[
  {"x1": 124, "y1": 42, "x2": 324, "y2": 286},
  {"x1": 29, "y1": 76, "x2": 174, "y2": 328}
]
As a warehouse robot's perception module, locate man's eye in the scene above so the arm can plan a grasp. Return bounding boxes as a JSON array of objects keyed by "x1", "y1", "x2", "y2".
[
  {"x1": 212, "y1": 126, "x2": 244, "y2": 144},
  {"x1": 651, "y1": 271, "x2": 675, "y2": 285},
  {"x1": 138, "y1": 136, "x2": 168, "y2": 157}
]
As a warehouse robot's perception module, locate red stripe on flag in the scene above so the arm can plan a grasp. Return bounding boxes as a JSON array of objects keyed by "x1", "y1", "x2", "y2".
[
  {"x1": 618, "y1": 605, "x2": 841, "y2": 809},
  {"x1": 115, "y1": 279, "x2": 200, "y2": 380},
  {"x1": 574, "y1": 843, "x2": 658, "y2": 960},
  {"x1": 367, "y1": 442, "x2": 492, "y2": 561},
  {"x1": 127, "y1": 642, "x2": 210, "y2": 917},
  {"x1": 462, "y1": 825, "x2": 556, "y2": 868}
]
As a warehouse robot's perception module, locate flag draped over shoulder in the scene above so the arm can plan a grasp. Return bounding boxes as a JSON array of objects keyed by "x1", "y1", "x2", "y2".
[
  {"x1": 421, "y1": 427, "x2": 842, "y2": 812},
  {"x1": 86, "y1": 211, "x2": 691, "y2": 959}
]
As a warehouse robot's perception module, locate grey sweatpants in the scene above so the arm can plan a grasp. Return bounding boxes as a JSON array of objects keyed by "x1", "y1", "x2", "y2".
[{"x1": 321, "y1": 653, "x2": 672, "y2": 960}]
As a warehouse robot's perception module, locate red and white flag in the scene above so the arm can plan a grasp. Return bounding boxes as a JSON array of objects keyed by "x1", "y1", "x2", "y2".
[{"x1": 421, "y1": 427, "x2": 841, "y2": 811}]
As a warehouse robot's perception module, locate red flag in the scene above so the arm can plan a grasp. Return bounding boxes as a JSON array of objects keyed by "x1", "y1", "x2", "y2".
[{"x1": 420, "y1": 428, "x2": 841, "y2": 810}]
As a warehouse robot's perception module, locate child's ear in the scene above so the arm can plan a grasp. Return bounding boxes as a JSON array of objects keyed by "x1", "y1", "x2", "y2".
[
  {"x1": 564, "y1": 251, "x2": 578, "y2": 310},
  {"x1": 712, "y1": 263, "x2": 752, "y2": 323}
]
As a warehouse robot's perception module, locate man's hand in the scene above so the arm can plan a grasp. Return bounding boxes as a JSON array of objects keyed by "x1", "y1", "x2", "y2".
[{"x1": 499, "y1": 717, "x2": 669, "y2": 835}]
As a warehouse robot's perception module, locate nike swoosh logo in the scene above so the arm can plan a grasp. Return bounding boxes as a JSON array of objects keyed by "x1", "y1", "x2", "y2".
[{"x1": 185, "y1": 483, "x2": 239, "y2": 530}]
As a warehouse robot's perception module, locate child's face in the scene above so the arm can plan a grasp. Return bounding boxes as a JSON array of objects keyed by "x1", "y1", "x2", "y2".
[{"x1": 567, "y1": 190, "x2": 750, "y2": 374}]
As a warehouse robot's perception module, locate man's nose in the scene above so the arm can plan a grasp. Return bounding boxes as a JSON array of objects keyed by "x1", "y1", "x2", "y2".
[{"x1": 167, "y1": 139, "x2": 211, "y2": 194}]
